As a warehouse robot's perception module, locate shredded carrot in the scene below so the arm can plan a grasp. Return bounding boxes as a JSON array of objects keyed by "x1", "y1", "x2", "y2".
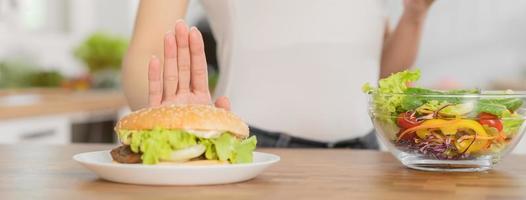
[{"x1": 482, "y1": 141, "x2": 492, "y2": 150}]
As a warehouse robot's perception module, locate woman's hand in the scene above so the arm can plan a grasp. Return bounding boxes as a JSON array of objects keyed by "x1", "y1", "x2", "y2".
[{"x1": 148, "y1": 20, "x2": 230, "y2": 110}]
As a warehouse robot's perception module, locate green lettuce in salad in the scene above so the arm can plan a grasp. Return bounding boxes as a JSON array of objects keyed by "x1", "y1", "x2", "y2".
[
  {"x1": 401, "y1": 87, "x2": 480, "y2": 112},
  {"x1": 363, "y1": 69, "x2": 523, "y2": 119},
  {"x1": 502, "y1": 114, "x2": 525, "y2": 136},
  {"x1": 362, "y1": 69, "x2": 421, "y2": 121},
  {"x1": 118, "y1": 128, "x2": 257, "y2": 165},
  {"x1": 475, "y1": 98, "x2": 523, "y2": 117}
]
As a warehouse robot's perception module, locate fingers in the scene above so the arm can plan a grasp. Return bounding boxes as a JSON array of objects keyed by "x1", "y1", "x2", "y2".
[
  {"x1": 148, "y1": 56, "x2": 162, "y2": 107},
  {"x1": 189, "y1": 27, "x2": 209, "y2": 94},
  {"x1": 163, "y1": 31, "x2": 178, "y2": 100},
  {"x1": 214, "y1": 96, "x2": 231, "y2": 111},
  {"x1": 175, "y1": 20, "x2": 191, "y2": 94}
]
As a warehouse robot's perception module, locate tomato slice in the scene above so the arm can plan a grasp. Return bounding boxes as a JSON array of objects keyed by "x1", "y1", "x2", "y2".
[
  {"x1": 397, "y1": 112, "x2": 422, "y2": 129},
  {"x1": 478, "y1": 113, "x2": 503, "y2": 132}
]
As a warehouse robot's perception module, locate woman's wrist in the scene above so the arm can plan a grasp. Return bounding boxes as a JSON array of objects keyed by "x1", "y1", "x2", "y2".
[
  {"x1": 401, "y1": 9, "x2": 429, "y2": 25},
  {"x1": 401, "y1": 0, "x2": 434, "y2": 25}
]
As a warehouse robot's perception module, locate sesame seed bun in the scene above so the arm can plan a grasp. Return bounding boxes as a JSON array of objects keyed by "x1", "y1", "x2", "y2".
[{"x1": 115, "y1": 104, "x2": 249, "y2": 138}]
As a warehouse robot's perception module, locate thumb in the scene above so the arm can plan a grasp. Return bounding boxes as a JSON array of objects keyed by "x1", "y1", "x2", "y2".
[{"x1": 214, "y1": 96, "x2": 231, "y2": 111}]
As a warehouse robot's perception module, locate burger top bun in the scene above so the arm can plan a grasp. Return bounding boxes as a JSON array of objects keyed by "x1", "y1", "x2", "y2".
[{"x1": 115, "y1": 104, "x2": 249, "y2": 138}]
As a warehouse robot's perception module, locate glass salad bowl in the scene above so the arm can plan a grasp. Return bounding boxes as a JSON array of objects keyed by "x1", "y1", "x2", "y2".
[{"x1": 368, "y1": 91, "x2": 526, "y2": 172}]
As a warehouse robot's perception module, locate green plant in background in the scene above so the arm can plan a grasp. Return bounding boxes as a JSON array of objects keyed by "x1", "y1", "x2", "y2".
[
  {"x1": 74, "y1": 32, "x2": 128, "y2": 88},
  {"x1": 0, "y1": 60, "x2": 36, "y2": 88},
  {"x1": 27, "y1": 71, "x2": 64, "y2": 87},
  {"x1": 0, "y1": 59, "x2": 64, "y2": 88},
  {"x1": 74, "y1": 32, "x2": 128, "y2": 73}
]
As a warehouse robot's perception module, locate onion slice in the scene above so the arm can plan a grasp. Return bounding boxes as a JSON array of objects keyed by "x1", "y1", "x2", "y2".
[{"x1": 164, "y1": 144, "x2": 206, "y2": 162}]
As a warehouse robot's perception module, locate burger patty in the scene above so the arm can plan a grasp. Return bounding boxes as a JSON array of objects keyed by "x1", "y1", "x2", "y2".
[{"x1": 110, "y1": 145, "x2": 142, "y2": 164}]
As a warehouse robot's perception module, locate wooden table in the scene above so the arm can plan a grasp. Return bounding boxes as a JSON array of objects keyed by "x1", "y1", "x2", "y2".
[
  {"x1": 1, "y1": 144, "x2": 526, "y2": 200},
  {"x1": 0, "y1": 89, "x2": 127, "y2": 120}
]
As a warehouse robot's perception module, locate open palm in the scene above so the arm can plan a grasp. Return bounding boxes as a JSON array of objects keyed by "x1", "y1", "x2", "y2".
[{"x1": 148, "y1": 20, "x2": 230, "y2": 110}]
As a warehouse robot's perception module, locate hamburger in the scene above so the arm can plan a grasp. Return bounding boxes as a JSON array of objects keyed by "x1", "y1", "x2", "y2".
[{"x1": 111, "y1": 104, "x2": 257, "y2": 165}]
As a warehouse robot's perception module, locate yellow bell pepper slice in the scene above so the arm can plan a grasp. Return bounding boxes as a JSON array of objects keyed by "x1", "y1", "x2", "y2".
[
  {"x1": 406, "y1": 119, "x2": 490, "y2": 153},
  {"x1": 416, "y1": 119, "x2": 457, "y2": 138},
  {"x1": 451, "y1": 120, "x2": 490, "y2": 153}
]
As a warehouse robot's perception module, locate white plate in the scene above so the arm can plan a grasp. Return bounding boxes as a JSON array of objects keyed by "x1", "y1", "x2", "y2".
[{"x1": 73, "y1": 150, "x2": 280, "y2": 185}]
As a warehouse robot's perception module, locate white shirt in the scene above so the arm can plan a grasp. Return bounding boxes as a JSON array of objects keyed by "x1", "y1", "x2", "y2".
[{"x1": 201, "y1": 0, "x2": 386, "y2": 142}]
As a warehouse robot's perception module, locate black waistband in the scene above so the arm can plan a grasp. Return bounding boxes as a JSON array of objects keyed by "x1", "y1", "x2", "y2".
[{"x1": 249, "y1": 126, "x2": 378, "y2": 149}]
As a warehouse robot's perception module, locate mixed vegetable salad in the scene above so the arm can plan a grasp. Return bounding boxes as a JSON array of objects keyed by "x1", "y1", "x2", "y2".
[{"x1": 363, "y1": 70, "x2": 525, "y2": 160}]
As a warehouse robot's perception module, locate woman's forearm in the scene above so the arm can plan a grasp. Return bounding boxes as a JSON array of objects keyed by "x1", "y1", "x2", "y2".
[
  {"x1": 380, "y1": 12, "x2": 428, "y2": 78},
  {"x1": 380, "y1": 0, "x2": 434, "y2": 78},
  {"x1": 123, "y1": 0, "x2": 188, "y2": 110}
]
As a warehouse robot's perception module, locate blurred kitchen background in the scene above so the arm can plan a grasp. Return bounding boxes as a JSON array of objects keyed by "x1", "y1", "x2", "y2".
[{"x1": 0, "y1": 0, "x2": 525, "y2": 151}]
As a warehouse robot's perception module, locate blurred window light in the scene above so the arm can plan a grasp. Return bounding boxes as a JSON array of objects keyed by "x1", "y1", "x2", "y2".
[
  {"x1": 0, "y1": 0, "x2": 68, "y2": 33},
  {"x1": 20, "y1": 0, "x2": 46, "y2": 30}
]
